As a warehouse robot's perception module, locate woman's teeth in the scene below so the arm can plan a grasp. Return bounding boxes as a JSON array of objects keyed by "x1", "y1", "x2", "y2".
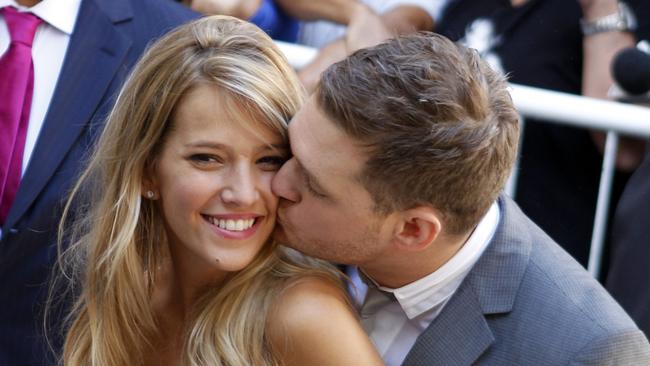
[{"x1": 207, "y1": 217, "x2": 256, "y2": 231}]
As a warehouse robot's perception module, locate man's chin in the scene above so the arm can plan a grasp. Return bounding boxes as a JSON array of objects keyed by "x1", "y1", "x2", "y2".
[
  {"x1": 272, "y1": 224, "x2": 307, "y2": 254},
  {"x1": 272, "y1": 224, "x2": 289, "y2": 244}
]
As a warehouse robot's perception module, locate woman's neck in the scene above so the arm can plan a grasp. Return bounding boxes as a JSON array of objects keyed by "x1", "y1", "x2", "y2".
[
  {"x1": 147, "y1": 259, "x2": 192, "y2": 366},
  {"x1": 168, "y1": 250, "x2": 230, "y2": 313},
  {"x1": 147, "y1": 244, "x2": 231, "y2": 364}
]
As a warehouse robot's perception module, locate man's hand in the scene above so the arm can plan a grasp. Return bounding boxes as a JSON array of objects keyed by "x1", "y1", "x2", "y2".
[
  {"x1": 578, "y1": 0, "x2": 644, "y2": 170},
  {"x1": 298, "y1": 4, "x2": 390, "y2": 92},
  {"x1": 275, "y1": 0, "x2": 361, "y2": 24},
  {"x1": 345, "y1": 3, "x2": 393, "y2": 53},
  {"x1": 299, "y1": 4, "x2": 433, "y2": 92},
  {"x1": 578, "y1": 0, "x2": 619, "y2": 20}
]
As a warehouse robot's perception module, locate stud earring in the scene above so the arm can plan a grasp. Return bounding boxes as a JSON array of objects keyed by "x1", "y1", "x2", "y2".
[{"x1": 146, "y1": 190, "x2": 155, "y2": 199}]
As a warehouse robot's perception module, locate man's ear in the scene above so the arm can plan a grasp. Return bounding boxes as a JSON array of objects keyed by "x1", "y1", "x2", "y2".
[{"x1": 391, "y1": 206, "x2": 442, "y2": 252}]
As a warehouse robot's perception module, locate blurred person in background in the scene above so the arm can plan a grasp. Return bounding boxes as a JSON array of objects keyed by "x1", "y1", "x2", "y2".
[
  {"x1": 608, "y1": 144, "x2": 650, "y2": 338},
  {"x1": 281, "y1": 0, "x2": 447, "y2": 91},
  {"x1": 184, "y1": 0, "x2": 447, "y2": 92},
  {"x1": 0, "y1": 0, "x2": 196, "y2": 365},
  {"x1": 182, "y1": 0, "x2": 300, "y2": 42},
  {"x1": 606, "y1": 4, "x2": 650, "y2": 337}
]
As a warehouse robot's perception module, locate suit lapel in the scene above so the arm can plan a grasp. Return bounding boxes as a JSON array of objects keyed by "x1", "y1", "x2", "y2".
[
  {"x1": 403, "y1": 282, "x2": 495, "y2": 365},
  {"x1": 4, "y1": 0, "x2": 132, "y2": 230},
  {"x1": 403, "y1": 196, "x2": 532, "y2": 365}
]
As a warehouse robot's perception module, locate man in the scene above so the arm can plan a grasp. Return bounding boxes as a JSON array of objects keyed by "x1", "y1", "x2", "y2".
[
  {"x1": 0, "y1": 0, "x2": 196, "y2": 364},
  {"x1": 271, "y1": 33, "x2": 650, "y2": 365}
]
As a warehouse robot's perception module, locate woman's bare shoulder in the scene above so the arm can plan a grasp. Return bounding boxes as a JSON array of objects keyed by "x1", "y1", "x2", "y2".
[{"x1": 267, "y1": 276, "x2": 384, "y2": 366}]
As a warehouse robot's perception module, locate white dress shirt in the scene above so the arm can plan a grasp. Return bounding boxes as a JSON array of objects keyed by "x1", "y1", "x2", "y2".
[
  {"x1": 297, "y1": 0, "x2": 450, "y2": 49},
  {"x1": 352, "y1": 202, "x2": 500, "y2": 366},
  {"x1": 0, "y1": 0, "x2": 82, "y2": 176}
]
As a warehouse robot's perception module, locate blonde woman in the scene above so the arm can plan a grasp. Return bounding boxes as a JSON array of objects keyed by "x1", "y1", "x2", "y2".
[{"x1": 53, "y1": 16, "x2": 383, "y2": 366}]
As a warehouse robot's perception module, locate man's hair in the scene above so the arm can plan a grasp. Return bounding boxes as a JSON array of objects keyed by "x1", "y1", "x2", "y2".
[{"x1": 317, "y1": 32, "x2": 520, "y2": 235}]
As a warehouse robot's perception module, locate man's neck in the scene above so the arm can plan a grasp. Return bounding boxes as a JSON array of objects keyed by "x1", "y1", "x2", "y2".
[{"x1": 362, "y1": 231, "x2": 472, "y2": 289}]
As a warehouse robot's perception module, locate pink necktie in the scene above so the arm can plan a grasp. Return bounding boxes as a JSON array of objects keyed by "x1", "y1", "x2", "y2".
[{"x1": 0, "y1": 7, "x2": 42, "y2": 225}]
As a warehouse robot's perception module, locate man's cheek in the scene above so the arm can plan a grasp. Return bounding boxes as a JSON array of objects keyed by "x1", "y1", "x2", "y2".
[{"x1": 272, "y1": 225, "x2": 288, "y2": 243}]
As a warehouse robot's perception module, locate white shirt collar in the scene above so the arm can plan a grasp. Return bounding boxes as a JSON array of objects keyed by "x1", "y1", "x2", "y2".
[
  {"x1": 0, "y1": 0, "x2": 82, "y2": 34},
  {"x1": 370, "y1": 201, "x2": 500, "y2": 319}
]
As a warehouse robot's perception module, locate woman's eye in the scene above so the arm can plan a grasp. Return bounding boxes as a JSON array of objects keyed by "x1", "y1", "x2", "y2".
[
  {"x1": 189, "y1": 154, "x2": 221, "y2": 164},
  {"x1": 257, "y1": 155, "x2": 287, "y2": 170}
]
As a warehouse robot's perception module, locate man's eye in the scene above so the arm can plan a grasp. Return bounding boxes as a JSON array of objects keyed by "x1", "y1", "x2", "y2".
[{"x1": 305, "y1": 178, "x2": 326, "y2": 198}]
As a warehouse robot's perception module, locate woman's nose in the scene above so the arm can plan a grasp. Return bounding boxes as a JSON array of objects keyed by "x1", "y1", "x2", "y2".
[{"x1": 220, "y1": 165, "x2": 260, "y2": 206}]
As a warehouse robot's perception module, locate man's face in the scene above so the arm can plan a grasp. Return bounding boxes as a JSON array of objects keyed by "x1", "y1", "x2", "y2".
[{"x1": 271, "y1": 97, "x2": 395, "y2": 265}]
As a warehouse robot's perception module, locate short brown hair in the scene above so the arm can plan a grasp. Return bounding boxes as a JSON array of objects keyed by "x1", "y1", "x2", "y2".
[{"x1": 317, "y1": 32, "x2": 520, "y2": 234}]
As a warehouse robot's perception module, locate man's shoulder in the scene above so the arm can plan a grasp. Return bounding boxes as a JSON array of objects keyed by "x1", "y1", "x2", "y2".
[
  {"x1": 75, "y1": 0, "x2": 199, "y2": 64},
  {"x1": 521, "y1": 218, "x2": 634, "y2": 335},
  {"x1": 518, "y1": 244, "x2": 636, "y2": 334},
  {"x1": 482, "y1": 197, "x2": 650, "y2": 362},
  {"x1": 496, "y1": 196, "x2": 635, "y2": 332},
  {"x1": 129, "y1": 0, "x2": 198, "y2": 31},
  {"x1": 87, "y1": 0, "x2": 198, "y2": 34},
  {"x1": 499, "y1": 246, "x2": 650, "y2": 362}
]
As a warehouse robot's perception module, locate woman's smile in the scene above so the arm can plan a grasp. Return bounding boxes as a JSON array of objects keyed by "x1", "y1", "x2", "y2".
[{"x1": 201, "y1": 213, "x2": 264, "y2": 239}]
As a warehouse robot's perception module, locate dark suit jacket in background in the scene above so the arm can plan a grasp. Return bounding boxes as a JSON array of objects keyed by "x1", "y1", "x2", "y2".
[
  {"x1": 0, "y1": 1, "x2": 197, "y2": 364},
  {"x1": 403, "y1": 197, "x2": 650, "y2": 365},
  {"x1": 607, "y1": 145, "x2": 650, "y2": 339}
]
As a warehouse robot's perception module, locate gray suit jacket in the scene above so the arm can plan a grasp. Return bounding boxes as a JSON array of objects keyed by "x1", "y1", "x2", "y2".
[{"x1": 403, "y1": 196, "x2": 650, "y2": 365}]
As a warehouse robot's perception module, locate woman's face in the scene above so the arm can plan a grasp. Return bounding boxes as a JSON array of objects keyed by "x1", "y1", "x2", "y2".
[{"x1": 149, "y1": 84, "x2": 287, "y2": 276}]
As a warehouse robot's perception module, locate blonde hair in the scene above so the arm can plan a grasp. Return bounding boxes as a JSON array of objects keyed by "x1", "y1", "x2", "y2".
[{"x1": 51, "y1": 16, "x2": 342, "y2": 366}]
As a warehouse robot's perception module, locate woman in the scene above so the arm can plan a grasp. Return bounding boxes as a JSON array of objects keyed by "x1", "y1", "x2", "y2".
[{"x1": 53, "y1": 16, "x2": 383, "y2": 366}]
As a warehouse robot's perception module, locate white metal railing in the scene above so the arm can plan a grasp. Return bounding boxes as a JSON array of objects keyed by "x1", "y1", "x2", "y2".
[
  {"x1": 509, "y1": 85, "x2": 650, "y2": 278},
  {"x1": 276, "y1": 40, "x2": 650, "y2": 279}
]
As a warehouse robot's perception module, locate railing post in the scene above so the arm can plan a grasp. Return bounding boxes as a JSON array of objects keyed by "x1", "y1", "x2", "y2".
[{"x1": 588, "y1": 131, "x2": 619, "y2": 278}]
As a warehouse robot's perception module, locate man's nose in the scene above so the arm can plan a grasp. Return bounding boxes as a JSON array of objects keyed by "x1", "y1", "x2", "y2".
[
  {"x1": 221, "y1": 165, "x2": 260, "y2": 206},
  {"x1": 271, "y1": 158, "x2": 301, "y2": 203}
]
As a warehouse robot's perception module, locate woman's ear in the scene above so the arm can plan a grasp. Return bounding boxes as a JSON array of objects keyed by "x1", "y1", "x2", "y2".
[
  {"x1": 141, "y1": 160, "x2": 159, "y2": 200},
  {"x1": 391, "y1": 206, "x2": 442, "y2": 252}
]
